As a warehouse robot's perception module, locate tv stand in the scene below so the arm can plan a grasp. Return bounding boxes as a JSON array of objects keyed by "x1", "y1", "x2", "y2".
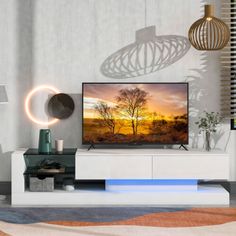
[
  {"x1": 11, "y1": 148, "x2": 230, "y2": 206},
  {"x1": 87, "y1": 143, "x2": 95, "y2": 151},
  {"x1": 179, "y1": 144, "x2": 188, "y2": 151}
]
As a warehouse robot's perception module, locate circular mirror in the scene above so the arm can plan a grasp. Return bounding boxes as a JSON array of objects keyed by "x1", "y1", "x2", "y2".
[{"x1": 48, "y1": 93, "x2": 75, "y2": 119}]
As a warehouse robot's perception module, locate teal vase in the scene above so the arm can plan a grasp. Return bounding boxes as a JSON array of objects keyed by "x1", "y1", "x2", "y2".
[{"x1": 38, "y1": 129, "x2": 52, "y2": 154}]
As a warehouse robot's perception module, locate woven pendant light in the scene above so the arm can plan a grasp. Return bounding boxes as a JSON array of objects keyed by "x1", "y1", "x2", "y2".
[{"x1": 188, "y1": 5, "x2": 230, "y2": 51}]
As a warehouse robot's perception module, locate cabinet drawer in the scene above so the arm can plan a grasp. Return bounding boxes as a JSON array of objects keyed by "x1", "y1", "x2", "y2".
[
  {"x1": 76, "y1": 155, "x2": 152, "y2": 179},
  {"x1": 153, "y1": 155, "x2": 229, "y2": 179}
]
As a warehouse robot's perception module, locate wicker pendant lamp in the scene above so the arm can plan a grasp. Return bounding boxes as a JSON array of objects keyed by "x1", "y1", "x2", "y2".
[{"x1": 188, "y1": 5, "x2": 230, "y2": 50}]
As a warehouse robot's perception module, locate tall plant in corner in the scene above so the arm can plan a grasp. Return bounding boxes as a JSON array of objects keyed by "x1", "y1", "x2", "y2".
[{"x1": 195, "y1": 111, "x2": 222, "y2": 151}]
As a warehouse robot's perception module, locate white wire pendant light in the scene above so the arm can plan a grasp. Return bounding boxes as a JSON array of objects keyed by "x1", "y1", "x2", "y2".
[{"x1": 100, "y1": 1, "x2": 190, "y2": 79}]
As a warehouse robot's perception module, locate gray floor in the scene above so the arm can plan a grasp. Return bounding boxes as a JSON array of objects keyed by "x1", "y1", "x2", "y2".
[{"x1": 0, "y1": 195, "x2": 236, "y2": 207}]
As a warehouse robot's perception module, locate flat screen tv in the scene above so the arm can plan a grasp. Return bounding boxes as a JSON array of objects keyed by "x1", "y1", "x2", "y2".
[{"x1": 82, "y1": 83, "x2": 188, "y2": 145}]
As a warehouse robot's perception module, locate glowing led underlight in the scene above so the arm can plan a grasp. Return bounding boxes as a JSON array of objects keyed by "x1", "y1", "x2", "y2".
[{"x1": 25, "y1": 85, "x2": 60, "y2": 126}]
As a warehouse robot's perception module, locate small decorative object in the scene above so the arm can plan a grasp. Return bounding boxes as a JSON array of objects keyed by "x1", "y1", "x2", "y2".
[
  {"x1": 55, "y1": 139, "x2": 64, "y2": 153},
  {"x1": 38, "y1": 159, "x2": 65, "y2": 173},
  {"x1": 38, "y1": 129, "x2": 52, "y2": 154},
  {"x1": 63, "y1": 185, "x2": 75, "y2": 191},
  {"x1": 195, "y1": 111, "x2": 222, "y2": 151},
  {"x1": 48, "y1": 93, "x2": 75, "y2": 119},
  {"x1": 63, "y1": 178, "x2": 75, "y2": 191},
  {"x1": 0, "y1": 85, "x2": 8, "y2": 104},
  {"x1": 188, "y1": 5, "x2": 230, "y2": 50}
]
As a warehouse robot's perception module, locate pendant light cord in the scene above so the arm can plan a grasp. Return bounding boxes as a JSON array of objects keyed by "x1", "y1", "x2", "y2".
[{"x1": 145, "y1": 0, "x2": 147, "y2": 27}]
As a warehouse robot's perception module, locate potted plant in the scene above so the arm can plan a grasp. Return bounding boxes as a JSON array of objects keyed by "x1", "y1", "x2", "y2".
[{"x1": 195, "y1": 111, "x2": 222, "y2": 151}]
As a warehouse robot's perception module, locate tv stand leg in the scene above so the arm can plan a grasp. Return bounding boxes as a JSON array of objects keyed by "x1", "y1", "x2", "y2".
[
  {"x1": 179, "y1": 144, "x2": 188, "y2": 151},
  {"x1": 87, "y1": 143, "x2": 95, "y2": 151}
]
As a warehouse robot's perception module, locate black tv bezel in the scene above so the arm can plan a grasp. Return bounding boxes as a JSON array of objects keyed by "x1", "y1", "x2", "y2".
[{"x1": 82, "y1": 82, "x2": 189, "y2": 146}]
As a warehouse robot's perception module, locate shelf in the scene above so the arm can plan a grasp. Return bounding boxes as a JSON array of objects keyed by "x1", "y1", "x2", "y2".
[
  {"x1": 24, "y1": 148, "x2": 77, "y2": 156},
  {"x1": 23, "y1": 149, "x2": 76, "y2": 175},
  {"x1": 24, "y1": 167, "x2": 75, "y2": 175},
  {"x1": 12, "y1": 185, "x2": 229, "y2": 206}
]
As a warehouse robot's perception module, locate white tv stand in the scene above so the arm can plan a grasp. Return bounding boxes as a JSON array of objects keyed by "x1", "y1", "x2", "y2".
[{"x1": 11, "y1": 148, "x2": 230, "y2": 206}]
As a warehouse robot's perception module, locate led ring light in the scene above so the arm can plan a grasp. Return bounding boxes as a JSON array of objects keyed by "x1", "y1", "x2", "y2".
[{"x1": 25, "y1": 85, "x2": 60, "y2": 126}]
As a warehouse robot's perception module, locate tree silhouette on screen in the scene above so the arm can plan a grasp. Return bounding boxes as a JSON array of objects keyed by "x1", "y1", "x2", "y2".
[
  {"x1": 116, "y1": 88, "x2": 148, "y2": 135},
  {"x1": 94, "y1": 101, "x2": 116, "y2": 134}
]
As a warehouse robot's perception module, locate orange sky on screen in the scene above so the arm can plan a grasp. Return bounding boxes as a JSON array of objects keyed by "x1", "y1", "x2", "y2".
[{"x1": 83, "y1": 84, "x2": 187, "y2": 119}]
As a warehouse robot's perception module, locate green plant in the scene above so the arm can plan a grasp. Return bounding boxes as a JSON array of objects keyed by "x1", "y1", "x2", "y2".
[{"x1": 195, "y1": 111, "x2": 222, "y2": 133}]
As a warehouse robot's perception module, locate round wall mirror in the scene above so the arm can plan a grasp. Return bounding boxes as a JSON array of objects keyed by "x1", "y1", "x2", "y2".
[{"x1": 48, "y1": 93, "x2": 75, "y2": 119}]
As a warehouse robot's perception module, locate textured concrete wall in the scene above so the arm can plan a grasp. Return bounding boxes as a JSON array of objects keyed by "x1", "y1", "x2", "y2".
[{"x1": 0, "y1": 0, "x2": 235, "y2": 181}]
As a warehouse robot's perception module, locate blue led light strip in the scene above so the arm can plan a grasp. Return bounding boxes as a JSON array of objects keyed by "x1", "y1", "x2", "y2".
[{"x1": 106, "y1": 179, "x2": 198, "y2": 186}]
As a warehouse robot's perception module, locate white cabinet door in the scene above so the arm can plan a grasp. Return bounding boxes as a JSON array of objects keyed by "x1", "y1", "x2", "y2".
[
  {"x1": 153, "y1": 155, "x2": 229, "y2": 179},
  {"x1": 76, "y1": 155, "x2": 152, "y2": 179}
]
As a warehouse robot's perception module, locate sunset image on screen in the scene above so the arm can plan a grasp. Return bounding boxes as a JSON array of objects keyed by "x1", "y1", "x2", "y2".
[{"x1": 83, "y1": 83, "x2": 188, "y2": 144}]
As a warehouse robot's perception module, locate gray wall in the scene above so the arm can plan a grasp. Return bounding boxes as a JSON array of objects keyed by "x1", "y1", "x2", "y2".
[{"x1": 0, "y1": 0, "x2": 235, "y2": 181}]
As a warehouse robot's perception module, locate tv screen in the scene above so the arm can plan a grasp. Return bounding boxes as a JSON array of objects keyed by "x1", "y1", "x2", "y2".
[{"x1": 82, "y1": 83, "x2": 188, "y2": 145}]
